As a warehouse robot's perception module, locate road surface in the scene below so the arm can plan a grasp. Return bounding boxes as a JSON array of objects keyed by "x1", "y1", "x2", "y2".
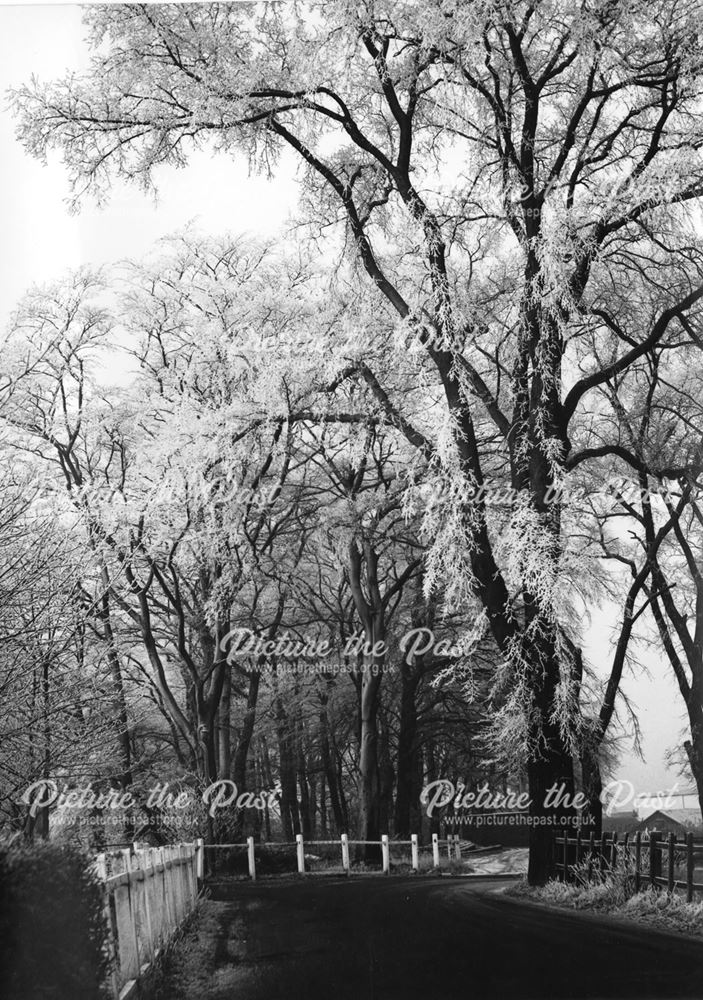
[{"x1": 154, "y1": 875, "x2": 703, "y2": 999}]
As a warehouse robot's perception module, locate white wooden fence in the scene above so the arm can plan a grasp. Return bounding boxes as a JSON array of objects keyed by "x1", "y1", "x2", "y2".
[
  {"x1": 207, "y1": 832, "x2": 467, "y2": 878},
  {"x1": 94, "y1": 840, "x2": 204, "y2": 1000},
  {"x1": 92, "y1": 834, "x2": 466, "y2": 995}
]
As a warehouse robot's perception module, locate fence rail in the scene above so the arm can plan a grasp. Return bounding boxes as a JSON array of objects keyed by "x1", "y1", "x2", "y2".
[
  {"x1": 94, "y1": 840, "x2": 204, "y2": 1000},
  {"x1": 203, "y1": 832, "x2": 470, "y2": 879},
  {"x1": 555, "y1": 830, "x2": 703, "y2": 901}
]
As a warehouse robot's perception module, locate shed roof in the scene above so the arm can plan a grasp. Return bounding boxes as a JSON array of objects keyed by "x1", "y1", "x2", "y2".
[{"x1": 637, "y1": 809, "x2": 701, "y2": 829}]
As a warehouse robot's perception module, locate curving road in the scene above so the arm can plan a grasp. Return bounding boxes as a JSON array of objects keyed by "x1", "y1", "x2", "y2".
[{"x1": 155, "y1": 875, "x2": 703, "y2": 1000}]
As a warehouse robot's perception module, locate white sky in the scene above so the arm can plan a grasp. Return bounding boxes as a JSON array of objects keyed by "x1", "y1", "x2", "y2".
[
  {"x1": 0, "y1": 5, "x2": 300, "y2": 330},
  {"x1": 0, "y1": 4, "x2": 689, "y2": 797}
]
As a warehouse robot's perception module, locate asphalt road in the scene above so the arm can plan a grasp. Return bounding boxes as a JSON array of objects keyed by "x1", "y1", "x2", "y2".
[{"x1": 155, "y1": 876, "x2": 703, "y2": 1000}]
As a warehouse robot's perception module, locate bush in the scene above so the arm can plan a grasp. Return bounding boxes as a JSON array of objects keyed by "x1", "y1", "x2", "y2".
[
  {"x1": 620, "y1": 887, "x2": 703, "y2": 935},
  {"x1": 0, "y1": 840, "x2": 109, "y2": 1000},
  {"x1": 507, "y1": 859, "x2": 703, "y2": 936},
  {"x1": 566, "y1": 850, "x2": 638, "y2": 906},
  {"x1": 508, "y1": 850, "x2": 639, "y2": 911}
]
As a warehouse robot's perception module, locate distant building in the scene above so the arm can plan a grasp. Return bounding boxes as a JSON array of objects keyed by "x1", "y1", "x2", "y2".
[
  {"x1": 635, "y1": 810, "x2": 693, "y2": 837},
  {"x1": 603, "y1": 811, "x2": 639, "y2": 836},
  {"x1": 633, "y1": 787, "x2": 701, "y2": 821}
]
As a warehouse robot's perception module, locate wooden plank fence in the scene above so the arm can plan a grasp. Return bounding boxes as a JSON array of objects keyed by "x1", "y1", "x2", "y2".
[
  {"x1": 555, "y1": 830, "x2": 703, "y2": 902},
  {"x1": 94, "y1": 840, "x2": 204, "y2": 1000}
]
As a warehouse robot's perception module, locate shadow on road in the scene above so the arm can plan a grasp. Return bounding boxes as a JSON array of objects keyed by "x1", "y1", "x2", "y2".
[{"x1": 154, "y1": 875, "x2": 703, "y2": 1000}]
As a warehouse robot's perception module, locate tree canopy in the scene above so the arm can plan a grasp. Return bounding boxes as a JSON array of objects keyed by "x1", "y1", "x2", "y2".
[{"x1": 6, "y1": 1, "x2": 703, "y2": 883}]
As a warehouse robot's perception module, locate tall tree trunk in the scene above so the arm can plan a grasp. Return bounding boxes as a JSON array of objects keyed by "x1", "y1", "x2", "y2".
[
  {"x1": 684, "y1": 692, "x2": 703, "y2": 819},
  {"x1": 319, "y1": 774, "x2": 328, "y2": 838},
  {"x1": 228, "y1": 669, "x2": 260, "y2": 839},
  {"x1": 358, "y1": 667, "x2": 382, "y2": 860},
  {"x1": 259, "y1": 740, "x2": 273, "y2": 842},
  {"x1": 297, "y1": 728, "x2": 312, "y2": 840},
  {"x1": 424, "y1": 741, "x2": 441, "y2": 837},
  {"x1": 394, "y1": 662, "x2": 419, "y2": 837},
  {"x1": 433, "y1": 336, "x2": 577, "y2": 884},
  {"x1": 378, "y1": 709, "x2": 394, "y2": 835},
  {"x1": 308, "y1": 773, "x2": 317, "y2": 840},
  {"x1": 275, "y1": 692, "x2": 300, "y2": 839},
  {"x1": 232, "y1": 669, "x2": 261, "y2": 789},
  {"x1": 525, "y1": 635, "x2": 575, "y2": 885},
  {"x1": 581, "y1": 748, "x2": 603, "y2": 838},
  {"x1": 218, "y1": 662, "x2": 232, "y2": 778},
  {"x1": 25, "y1": 667, "x2": 38, "y2": 842},
  {"x1": 347, "y1": 540, "x2": 385, "y2": 862},
  {"x1": 336, "y1": 742, "x2": 350, "y2": 833},
  {"x1": 641, "y1": 488, "x2": 703, "y2": 823},
  {"x1": 34, "y1": 655, "x2": 51, "y2": 841},
  {"x1": 319, "y1": 696, "x2": 346, "y2": 833},
  {"x1": 99, "y1": 570, "x2": 133, "y2": 789}
]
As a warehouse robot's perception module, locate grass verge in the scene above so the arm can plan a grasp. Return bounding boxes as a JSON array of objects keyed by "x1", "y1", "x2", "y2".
[{"x1": 506, "y1": 876, "x2": 703, "y2": 937}]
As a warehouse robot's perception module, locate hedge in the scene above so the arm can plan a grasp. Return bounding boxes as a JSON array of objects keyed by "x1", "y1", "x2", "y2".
[{"x1": 0, "y1": 840, "x2": 109, "y2": 1000}]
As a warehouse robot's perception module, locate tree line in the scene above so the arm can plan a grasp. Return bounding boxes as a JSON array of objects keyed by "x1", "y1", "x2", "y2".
[{"x1": 2, "y1": 1, "x2": 703, "y2": 884}]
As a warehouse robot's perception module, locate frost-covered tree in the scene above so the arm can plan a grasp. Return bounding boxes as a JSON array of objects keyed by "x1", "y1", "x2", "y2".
[
  {"x1": 0, "y1": 473, "x2": 121, "y2": 840},
  {"x1": 14, "y1": 0, "x2": 703, "y2": 881},
  {"x1": 2, "y1": 247, "x2": 320, "y2": 799},
  {"x1": 0, "y1": 276, "x2": 136, "y2": 833},
  {"x1": 583, "y1": 317, "x2": 703, "y2": 821}
]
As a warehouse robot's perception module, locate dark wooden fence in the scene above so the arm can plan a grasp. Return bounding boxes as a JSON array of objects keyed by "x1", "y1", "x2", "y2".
[{"x1": 555, "y1": 830, "x2": 703, "y2": 902}]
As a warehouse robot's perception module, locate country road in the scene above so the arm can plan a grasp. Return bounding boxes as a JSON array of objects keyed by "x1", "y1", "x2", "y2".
[{"x1": 154, "y1": 876, "x2": 703, "y2": 1000}]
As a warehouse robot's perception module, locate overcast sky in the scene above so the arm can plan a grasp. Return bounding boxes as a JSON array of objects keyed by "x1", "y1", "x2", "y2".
[
  {"x1": 0, "y1": 4, "x2": 300, "y2": 331},
  {"x1": 0, "y1": 3, "x2": 690, "y2": 798}
]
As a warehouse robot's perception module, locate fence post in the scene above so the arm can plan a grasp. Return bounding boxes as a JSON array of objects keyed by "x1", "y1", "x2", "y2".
[
  {"x1": 634, "y1": 832, "x2": 641, "y2": 893},
  {"x1": 177, "y1": 844, "x2": 186, "y2": 920},
  {"x1": 411, "y1": 834, "x2": 419, "y2": 873},
  {"x1": 667, "y1": 832, "x2": 675, "y2": 893},
  {"x1": 611, "y1": 831, "x2": 618, "y2": 868},
  {"x1": 185, "y1": 844, "x2": 194, "y2": 909},
  {"x1": 185, "y1": 844, "x2": 194, "y2": 908},
  {"x1": 381, "y1": 835, "x2": 390, "y2": 874},
  {"x1": 121, "y1": 849, "x2": 141, "y2": 980},
  {"x1": 175, "y1": 846, "x2": 185, "y2": 922},
  {"x1": 140, "y1": 853, "x2": 155, "y2": 963},
  {"x1": 95, "y1": 853, "x2": 107, "y2": 880},
  {"x1": 247, "y1": 837, "x2": 256, "y2": 880},
  {"x1": 599, "y1": 832, "x2": 606, "y2": 875},
  {"x1": 95, "y1": 855, "x2": 119, "y2": 998},
  {"x1": 454, "y1": 835, "x2": 461, "y2": 861},
  {"x1": 341, "y1": 834, "x2": 350, "y2": 874},
  {"x1": 432, "y1": 833, "x2": 440, "y2": 868},
  {"x1": 195, "y1": 837, "x2": 204, "y2": 882},
  {"x1": 649, "y1": 832, "x2": 662, "y2": 888},
  {"x1": 191, "y1": 843, "x2": 198, "y2": 901},
  {"x1": 159, "y1": 847, "x2": 174, "y2": 935},
  {"x1": 296, "y1": 833, "x2": 305, "y2": 874},
  {"x1": 575, "y1": 829, "x2": 582, "y2": 872},
  {"x1": 687, "y1": 832, "x2": 694, "y2": 903},
  {"x1": 147, "y1": 849, "x2": 162, "y2": 949}
]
